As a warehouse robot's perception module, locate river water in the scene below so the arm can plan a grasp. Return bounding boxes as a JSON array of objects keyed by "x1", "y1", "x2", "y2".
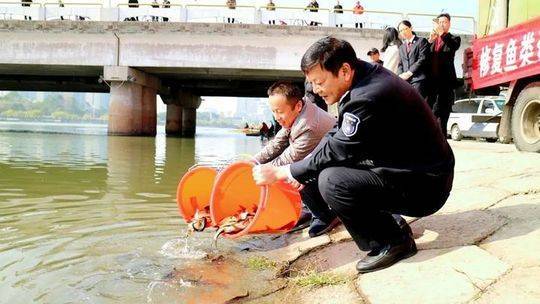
[{"x1": 0, "y1": 122, "x2": 265, "y2": 303}]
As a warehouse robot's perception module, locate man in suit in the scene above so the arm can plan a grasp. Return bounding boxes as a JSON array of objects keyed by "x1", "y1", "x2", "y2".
[
  {"x1": 427, "y1": 13, "x2": 461, "y2": 136},
  {"x1": 252, "y1": 37, "x2": 454, "y2": 273},
  {"x1": 254, "y1": 81, "x2": 337, "y2": 235},
  {"x1": 397, "y1": 20, "x2": 430, "y2": 98}
]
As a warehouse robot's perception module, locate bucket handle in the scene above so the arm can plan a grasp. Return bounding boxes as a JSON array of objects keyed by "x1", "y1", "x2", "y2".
[{"x1": 240, "y1": 155, "x2": 271, "y2": 212}]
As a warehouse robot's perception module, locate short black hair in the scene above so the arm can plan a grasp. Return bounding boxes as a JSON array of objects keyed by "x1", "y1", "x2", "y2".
[
  {"x1": 300, "y1": 36, "x2": 359, "y2": 76},
  {"x1": 437, "y1": 13, "x2": 451, "y2": 21},
  {"x1": 398, "y1": 20, "x2": 412, "y2": 28},
  {"x1": 267, "y1": 81, "x2": 303, "y2": 106}
]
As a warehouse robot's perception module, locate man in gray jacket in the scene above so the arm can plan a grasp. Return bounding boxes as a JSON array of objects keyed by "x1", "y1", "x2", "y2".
[{"x1": 254, "y1": 81, "x2": 337, "y2": 235}]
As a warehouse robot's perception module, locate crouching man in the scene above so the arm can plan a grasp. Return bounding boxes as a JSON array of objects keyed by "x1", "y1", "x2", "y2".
[
  {"x1": 253, "y1": 37, "x2": 454, "y2": 273},
  {"x1": 254, "y1": 81, "x2": 337, "y2": 235}
]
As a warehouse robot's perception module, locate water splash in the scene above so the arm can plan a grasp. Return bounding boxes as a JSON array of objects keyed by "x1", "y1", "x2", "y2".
[{"x1": 159, "y1": 231, "x2": 208, "y2": 260}]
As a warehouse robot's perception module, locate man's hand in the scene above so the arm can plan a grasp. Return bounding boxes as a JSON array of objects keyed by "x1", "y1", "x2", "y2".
[
  {"x1": 399, "y1": 71, "x2": 412, "y2": 80},
  {"x1": 429, "y1": 31, "x2": 438, "y2": 43},
  {"x1": 252, "y1": 164, "x2": 289, "y2": 185},
  {"x1": 287, "y1": 178, "x2": 304, "y2": 191}
]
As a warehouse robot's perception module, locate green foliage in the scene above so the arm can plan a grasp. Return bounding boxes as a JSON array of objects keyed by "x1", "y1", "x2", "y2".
[
  {"x1": 246, "y1": 256, "x2": 277, "y2": 270},
  {"x1": 292, "y1": 272, "x2": 347, "y2": 288},
  {"x1": 0, "y1": 92, "x2": 106, "y2": 121}
]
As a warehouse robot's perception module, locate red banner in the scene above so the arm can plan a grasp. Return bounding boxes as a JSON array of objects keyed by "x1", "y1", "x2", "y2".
[{"x1": 472, "y1": 17, "x2": 540, "y2": 89}]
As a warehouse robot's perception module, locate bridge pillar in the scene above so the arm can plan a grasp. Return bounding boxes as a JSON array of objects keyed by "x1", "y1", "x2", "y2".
[
  {"x1": 182, "y1": 108, "x2": 197, "y2": 138},
  {"x1": 161, "y1": 90, "x2": 201, "y2": 138},
  {"x1": 104, "y1": 66, "x2": 160, "y2": 136},
  {"x1": 165, "y1": 104, "x2": 183, "y2": 136},
  {"x1": 179, "y1": 91, "x2": 201, "y2": 137}
]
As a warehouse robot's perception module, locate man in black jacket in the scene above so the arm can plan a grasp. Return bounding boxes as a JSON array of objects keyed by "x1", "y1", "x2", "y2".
[
  {"x1": 253, "y1": 37, "x2": 454, "y2": 273},
  {"x1": 427, "y1": 13, "x2": 461, "y2": 136},
  {"x1": 397, "y1": 20, "x2": 430, "y2": 98}
]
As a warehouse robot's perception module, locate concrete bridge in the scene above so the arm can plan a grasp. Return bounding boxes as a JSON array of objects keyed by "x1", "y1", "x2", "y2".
[{"x1": 0, "y1": 20, "x2": 472, "y2": 137}]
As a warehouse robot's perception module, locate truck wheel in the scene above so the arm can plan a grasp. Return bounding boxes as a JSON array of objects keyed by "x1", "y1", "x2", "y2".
[
  {"x1": 511, "y1": 83, "x2": 540, "y2": 152},
  {"x1": 450, "y1": 124, "x2": 463, "y2": 141}
]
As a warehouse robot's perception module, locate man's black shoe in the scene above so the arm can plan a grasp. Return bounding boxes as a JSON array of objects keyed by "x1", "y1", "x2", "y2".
[
  {"x1": 356, "y1": 235, "x2": 417, "y2": 273},
  {"x1": 288, "y1": 209, "x2": 312, "y2": 233},
  {"x1": 308, "y1": 217, "x2": 341, "y2": 238},
  {"x1": 393, "y1": 214, "x2": 413, "y2": 237}
]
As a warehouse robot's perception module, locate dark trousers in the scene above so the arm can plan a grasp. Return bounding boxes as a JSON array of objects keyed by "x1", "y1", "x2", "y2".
[
  {"x1": 300, "y1": 182, "x2": 335, "y2": 223},
  {"x1": 410, "y1": 80, "x2": 428, "y2": 99},
  {"x1": 311, "y1": 166, "x2": 452, "y2": 251},
  {"x1": 427, "y1": 85, "x2": 455, "y2": 136}
]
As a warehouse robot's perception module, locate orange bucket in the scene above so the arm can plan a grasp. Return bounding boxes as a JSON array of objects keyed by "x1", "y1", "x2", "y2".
[
  {"x1": 176, "y1": 166, "x2": 217, "y2": 226},
  {"x1": 210, "y1": 161, "x2": 302, "y2": 239}
]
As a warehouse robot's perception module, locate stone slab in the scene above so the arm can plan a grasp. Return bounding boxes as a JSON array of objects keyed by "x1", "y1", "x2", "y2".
[
  {"x1": 439, "y1": 186, "x2": 511, "y2": 214},
  {"x1": 473, "y1": 267, "x2": 540, "y2": 304},
  {"x1": 413, "y1": 210, "x2": 507, "y2": 250},
  {"x1": 357, "y1": 246, "x2": 510, "y2": 304},
  {"x1": 480, "y1": 219, "x2": 540, "y2": 268},
  {"x1": 487, "y1": 193, "x2": 540, "y2": 221},
  {"x1": 488, "y1": 173, "x2": 540, "y2": 194}
]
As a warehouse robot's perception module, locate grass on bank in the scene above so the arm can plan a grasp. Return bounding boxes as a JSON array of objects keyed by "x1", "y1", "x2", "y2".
[
  {"x1": 246, "y1": 256, "x2": 278, "y2": 270},
  {"x1": 292, "y1": 271, "x2": 348, "y2": 288}
]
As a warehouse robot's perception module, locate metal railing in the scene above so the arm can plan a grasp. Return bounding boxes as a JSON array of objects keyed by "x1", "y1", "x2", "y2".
[
  {"x1": 185, "y1": 4, "x2": 257, "y2": 24},
  {"x1": 0, "y1": 1, "x2": 41, "y2": 20},
  {"x1": 0, "y1": 2, "x2": 477, "y2": 35},
  {"x1": 116, "y1": 3, "x2": 183, "y2": 22},
  {"x1": 43, "y1": 2, "x2": 101, "y2": 21}
]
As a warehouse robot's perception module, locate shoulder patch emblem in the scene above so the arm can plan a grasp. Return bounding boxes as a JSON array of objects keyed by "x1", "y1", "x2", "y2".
[{"x1": 342, "y1": 112, "x2": 361, "y2": 137}]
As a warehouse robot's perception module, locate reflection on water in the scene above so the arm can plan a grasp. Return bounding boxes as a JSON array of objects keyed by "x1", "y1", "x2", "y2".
[{"x1": 0, "y1": 123, "x2": 263, "y2": 303}]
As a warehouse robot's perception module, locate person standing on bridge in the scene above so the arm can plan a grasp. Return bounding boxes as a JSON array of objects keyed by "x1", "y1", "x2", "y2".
[
  {"x1": 226, "y1": 0, "x2": 236, "y2": 24},
  {"x1": 162, "y1": 0, "x2": 170, "y2": 22},
  {"x1": 266, "y1": 0, "x2": 276, "y2": 25},
  {"x1": 333, "y1": 1, "x2": 343, "y2": 28},
  {"x1": 427, "y1": 13, "x2": 461, "y2": 137},
  {"x1": 352, "y1": 1, "x2": 364, "y2": 28},
  {"x1": 306, "y1": 0, "x2": 319, "y2": 26},
  {"x1": 21, "y1": 0, "x2": 32, "y2": 20},
  {"x1": 151, "y1": 0, "x2": 159, "y2": 22},
  {"x1": 252, "y1": 37, "x2": 454, "y2": 273},
  {"x1": 253, "y1": 81, "x2": 337, "y2": 235}
]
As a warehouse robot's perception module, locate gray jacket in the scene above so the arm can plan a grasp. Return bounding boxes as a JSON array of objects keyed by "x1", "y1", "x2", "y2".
[{"x1": 254, "y1": 100, "x2": 335, "y2": 166}]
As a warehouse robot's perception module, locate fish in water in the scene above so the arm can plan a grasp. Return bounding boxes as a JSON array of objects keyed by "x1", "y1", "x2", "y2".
[
  {"x1": 188, "y1": 206, "x2": 212, "y2": 232},
  {"x1": 213, "y1": 210, "x2": 255, "y2": 247}
]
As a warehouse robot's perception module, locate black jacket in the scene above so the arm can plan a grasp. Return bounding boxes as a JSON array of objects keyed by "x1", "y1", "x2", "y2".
[
  {"x1": 430, "y1": 32, "x2": 461, "y2": 87},
  {"x1": 291, "y1": 61, "x2": 454, "y2": 188},
  {"x1": 397, "y1": 36, "x2": 430, "y2": 84}
]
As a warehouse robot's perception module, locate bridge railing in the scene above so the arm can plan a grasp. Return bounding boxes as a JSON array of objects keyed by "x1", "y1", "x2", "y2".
[
  {"x1": 43, "y1": 2, "x2": 101, "y2": 21},
  {"x1": 185, "y1": 4, "x2": 257, "y2": 24},
  {"x1": 260, "y1": 6, "x2": 330, "y2": 26},
  {"x1": 0, "y1": 3, "x2": 476, "y2": 35},
  {"x1": 0, "y1": 1, "x2": 41, "y2": 20},
  {"x1": 331, "y1": 9, "x2": 405, "y2": 29},
  {"x1": 116, "y1": 3, "x2": 182, "y2": 22}
]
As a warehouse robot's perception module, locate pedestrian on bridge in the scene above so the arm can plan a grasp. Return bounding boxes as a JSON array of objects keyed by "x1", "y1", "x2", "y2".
[
  {"x1": 162, "y1": 0, "x2": 170, "y2": 22},
  {"x1": 226, "y1": 0, "x2": 236, "y2": 24},
  {"x1": 306, "y1": 0, "x2": 319, "y2": 26},
  {"x1": 21, "y1": 0, "x2": 32, "y2": 20},
  {"x1": 266, "y1": 0, "x2": 276, "y2": 25}
]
